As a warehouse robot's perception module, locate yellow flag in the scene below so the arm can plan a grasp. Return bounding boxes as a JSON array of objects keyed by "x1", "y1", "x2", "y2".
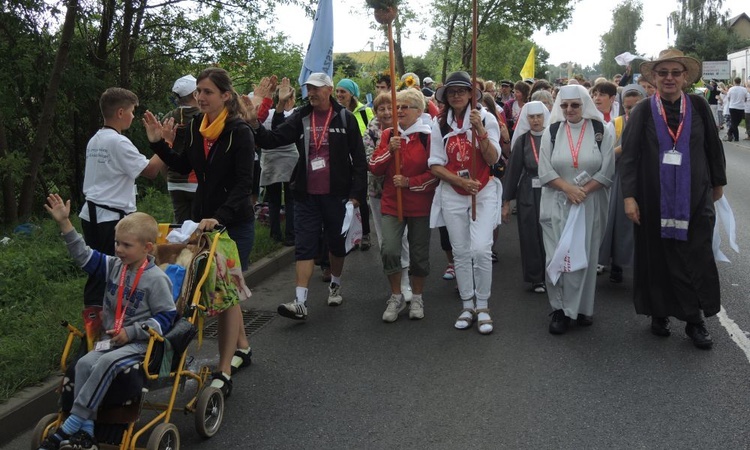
[{"x1": 520, "y1": 46, "x2": 535, "y2": 80}]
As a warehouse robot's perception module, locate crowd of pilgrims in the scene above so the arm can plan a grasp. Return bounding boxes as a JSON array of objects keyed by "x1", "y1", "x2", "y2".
[{"x1": 155, "y1": 49, "x2": 726, "y2": 353}]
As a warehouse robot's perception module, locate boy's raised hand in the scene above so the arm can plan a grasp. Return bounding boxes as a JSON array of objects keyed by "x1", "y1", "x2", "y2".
[{"x1": 44, "y1": 194, "x2": 74, "y2": 234}]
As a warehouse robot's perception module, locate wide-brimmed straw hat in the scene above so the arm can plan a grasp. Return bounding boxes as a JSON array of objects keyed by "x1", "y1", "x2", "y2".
[
  {"x1": 639, "y1": 49, "x2": 701, "y2": 85},
  {"x1": 434, "y1": 71, "x2": 482, "y2": 104}
]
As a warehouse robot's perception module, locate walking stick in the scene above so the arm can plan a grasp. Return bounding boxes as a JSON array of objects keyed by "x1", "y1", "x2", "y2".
[
  {"x1": 369, "y1": 0, "x2": 403, "y2": 222},
  {"x1": 470, "y1": 0, "x2": 478, "y2": 221}
]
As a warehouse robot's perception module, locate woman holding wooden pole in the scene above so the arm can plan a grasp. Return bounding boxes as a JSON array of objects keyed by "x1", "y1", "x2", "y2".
[{"x1": 428, "y1": 71, "x2": 502, "y2": 335}]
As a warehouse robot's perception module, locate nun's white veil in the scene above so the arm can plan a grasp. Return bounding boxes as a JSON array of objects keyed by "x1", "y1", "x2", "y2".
[
  {"x1": 510, "y1": 101, "x2": 551, "y2": 149},
  {"x1": 549, "y1": 84, "x2": 603, "y2": 124}
]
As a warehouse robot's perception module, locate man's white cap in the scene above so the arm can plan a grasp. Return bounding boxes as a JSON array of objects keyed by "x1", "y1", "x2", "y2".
[
  {"x1": 424, "y1": 77, "x2": 434, "y2": 85},
  {"x1": 305, "y1": 72, "x2": 333, "y2": 87},
  {"x1": 172, "y1": 75, "x2": 197, "y2": 97}
]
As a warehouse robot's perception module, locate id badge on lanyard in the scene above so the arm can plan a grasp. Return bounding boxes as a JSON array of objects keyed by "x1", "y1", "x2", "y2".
[{"x1": 663, "y1": 150, "x2": 682, "y2": 166}]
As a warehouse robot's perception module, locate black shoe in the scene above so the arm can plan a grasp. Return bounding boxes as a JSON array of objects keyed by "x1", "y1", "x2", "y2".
[
  {"x1": 360, "y1": 234, "x2": 371, "y2": 251},
  {"x1": 230, "y1": 348, "x2": 252, "y2": 375},
  {"x1": 576, "y1": 314, "x2": 593, "y2": 326},
  {"x1": 39, "y1": 431, "x2": 70, "y2": 450},
  {"x1": 685, "y1": 321, "x2": 713, "y2": 349},
  {"x1": 211, "y1": 371, "x2": 233, "y2": 397},
  {"x1": 549, "y1": 310, "x2": 570, "y2": 335},
  {"x1": 60, "y1": 430, "x2": 98, "y2": 450},
  {"x1": 532, "y1": 282, "x2": 546, "y2": 293},
  {"x1": 609, "y1": 265, "x2": 623, "y2": 283},
  {"x1": 651, "y1": 317, "x2": 671, "y2": 337}
]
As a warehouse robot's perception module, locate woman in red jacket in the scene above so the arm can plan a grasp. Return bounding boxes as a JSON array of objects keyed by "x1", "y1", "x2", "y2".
[{"x1": 369, "y1": 89, "x2": 437, "y2": 322}]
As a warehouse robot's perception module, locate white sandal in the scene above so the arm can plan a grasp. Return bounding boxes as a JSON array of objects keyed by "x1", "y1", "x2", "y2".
[
  {"x1": 476, "y1": 308, "x2": 493, "y2": 335},
  {"x1": 454, "y1": 309, "x2": 475, "y2": 330}
]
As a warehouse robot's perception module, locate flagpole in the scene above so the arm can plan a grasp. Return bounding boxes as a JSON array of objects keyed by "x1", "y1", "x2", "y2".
[
  {"x1": 388, "y1": 22, "x2": 403, "y2": 222},
  {"x1": 369, "y1": 1, "x2": 403, "y2": 222},
  {"x1": 470, "y1": 0, "x2": 478, "y2": 221}
]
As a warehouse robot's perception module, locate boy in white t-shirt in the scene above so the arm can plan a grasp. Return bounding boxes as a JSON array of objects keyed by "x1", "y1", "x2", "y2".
[{"x1": 80, "y1": 87, "x2": 163, "y2": 307}]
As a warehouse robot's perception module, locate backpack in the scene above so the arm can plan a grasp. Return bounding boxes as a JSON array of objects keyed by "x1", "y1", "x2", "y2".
[{"x1": 548, "y1": 119, "x2": 605, "y2": 154}]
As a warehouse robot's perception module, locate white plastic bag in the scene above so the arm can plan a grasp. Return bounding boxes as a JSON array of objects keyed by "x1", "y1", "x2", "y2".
[
  {"x1": 713, "y1": 195, "x2": 739, "y2": 263},
  {"x1": 546, "y1": 203, "x2": 588, "y2": 285},
  {"x1": 344, "y1": 206, "x2": 363, "y2": 253}
]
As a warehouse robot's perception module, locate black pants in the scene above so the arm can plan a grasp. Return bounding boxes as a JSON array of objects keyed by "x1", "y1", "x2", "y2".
[
  {"x1": 729, "y1": 108, "x2": 744, "y2": 141},
  {"x1": 80, "y1": 219, "x2": 118, "y2": 307},
  {"x1": 265, "y1": 182, "x2": 294, "y2": 242}
]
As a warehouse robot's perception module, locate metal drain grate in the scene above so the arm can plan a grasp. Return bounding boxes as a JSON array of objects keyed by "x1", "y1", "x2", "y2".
[{"x1": 203, "y1": 309, "x2": 276, "y2": 339}]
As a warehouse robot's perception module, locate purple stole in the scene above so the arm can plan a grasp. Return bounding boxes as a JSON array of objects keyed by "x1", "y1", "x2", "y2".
[{"x1": 650, "y1": 93, "x2": 692, "y2": 241}]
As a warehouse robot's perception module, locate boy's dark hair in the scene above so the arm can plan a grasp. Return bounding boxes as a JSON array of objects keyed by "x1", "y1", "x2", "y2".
[
  {"x1": 592, "y1": 81, "x2": 617, "y2": 97},
  {"x1": 376, "y1": 74, "x2": 391, "y2": 87},
  {"x1": 100, "y1": 88, "x2": 139, "y2": 120}
]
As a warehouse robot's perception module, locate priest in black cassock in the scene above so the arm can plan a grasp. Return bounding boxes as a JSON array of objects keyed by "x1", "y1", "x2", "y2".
[{"x1": 620, "y1": 49, "x2": 727, "y2": 350}]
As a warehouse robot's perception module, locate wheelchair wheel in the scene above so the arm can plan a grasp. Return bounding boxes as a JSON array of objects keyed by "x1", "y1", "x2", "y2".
[
  {"x1": 30, "y1": 413, "x2": 60, "y2": 449},
  {"x1": 195, "y1": 387, "x2": 224, "y2": 438},
  {"x1": 146, "y1": 423, "x2": 180, "y2": 450}
]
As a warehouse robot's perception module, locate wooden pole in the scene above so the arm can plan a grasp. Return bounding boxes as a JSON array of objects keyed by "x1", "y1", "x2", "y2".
[
  {"x1": 387, "y1": 21, "x2": 403, "y2": 222},
  {"x1": 470, "y1": 0, "x2": 478, "y2": 221}
]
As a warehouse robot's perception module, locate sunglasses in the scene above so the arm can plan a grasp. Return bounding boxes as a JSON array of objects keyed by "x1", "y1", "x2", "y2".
[
  {"x1": 559, "y1": 103, "x2": 582, "y2": 110},
  {"x1": 655, "y1": 69, "x2": 685, "y2": 78},
  {"x1": 395, "y1": 105, "x2": 420, "y2": 111},
  {"x1": 446, "y1": 88, "x2": 470, "y2": 96}
]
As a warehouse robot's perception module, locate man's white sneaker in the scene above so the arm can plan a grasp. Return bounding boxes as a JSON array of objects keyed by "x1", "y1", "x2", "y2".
[
  {"x1": 328, "y1": 283, "x2": 343, "y2": 306},
  {"x1": 278, "y1": 301, "x2": 307, "y2": 320},
  {"x1": 409, "y1": 296, "x2": 424, "y2": 320},
  {"x1": 382, "y1": 294, "x2": 406, "y2": 322}
]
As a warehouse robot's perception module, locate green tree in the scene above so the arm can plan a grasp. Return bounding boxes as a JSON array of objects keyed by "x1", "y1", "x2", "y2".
[
  {"x1": 334, "y1": 54, "x2": 362, "y2": 78},
  {"x1": 0, "y1": 0, "x2": 308, "y2": 224},
  {"x1": 672, "y1": 0, "x2": 750, "y2": 62},
  {"x1": 598, "y1": 1, "x2": 643, "y2": 78},
  {"x1": 428, "y1": 0, "x2": 574, "y2": 80}
]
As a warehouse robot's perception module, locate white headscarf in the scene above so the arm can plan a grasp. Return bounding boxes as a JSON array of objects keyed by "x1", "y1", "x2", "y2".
[
  {"x1": 549, "y1": 85, "x2": 603, "y2": 124},
  {"x1": 511, "y1": 101, "x2": 551, "y2": 149}
]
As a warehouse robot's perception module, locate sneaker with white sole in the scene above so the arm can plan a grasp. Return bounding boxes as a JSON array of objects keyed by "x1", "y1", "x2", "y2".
[
  {"x1": 328, "y1": 283, "x2": 343, "y2": 306},
  {"x1": 409, "y1": 296, "x2": 424, "y2": 320},
  {"x1": 278, "y1": 301, "x2": 308, "y2": 320},
  {"x1": 382, "y1": 294, "x2": 406, "y2": 322}
]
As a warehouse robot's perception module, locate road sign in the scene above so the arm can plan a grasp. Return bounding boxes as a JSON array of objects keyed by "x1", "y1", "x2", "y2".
[{"x1": 702, "y1": 61, "x2": 731, "y2": 79}]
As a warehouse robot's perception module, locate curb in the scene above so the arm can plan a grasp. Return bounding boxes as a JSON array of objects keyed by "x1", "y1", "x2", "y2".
[{"x1": 0, "y1": 245, "x2": 294, "y2": 443}]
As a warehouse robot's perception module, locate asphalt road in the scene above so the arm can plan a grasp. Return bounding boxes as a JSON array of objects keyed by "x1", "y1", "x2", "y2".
[{"x1": 7, "y1": 139, "x2": 750, "y2": 450}]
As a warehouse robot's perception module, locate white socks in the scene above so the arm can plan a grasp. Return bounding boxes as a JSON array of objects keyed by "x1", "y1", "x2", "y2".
[
  {"x1": 295, "y1": 287, "x2": 308, "y2": 304},
  {"x1": 331, "y1": 275, "x2": 341, "y2": 285}
]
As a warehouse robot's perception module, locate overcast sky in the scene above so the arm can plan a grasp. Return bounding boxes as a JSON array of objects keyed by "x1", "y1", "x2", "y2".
[{"x1": 273, "y1": 0, "x2": 748, "y2": 69}]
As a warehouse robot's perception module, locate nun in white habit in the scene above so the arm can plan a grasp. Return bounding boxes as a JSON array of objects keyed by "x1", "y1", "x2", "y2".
[{"x1": 538, "y1": 84, "x2": 615, "y2": 335}]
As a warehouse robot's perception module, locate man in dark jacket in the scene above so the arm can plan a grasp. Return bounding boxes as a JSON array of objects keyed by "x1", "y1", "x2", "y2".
[{"x1": 249, "y1": 73, "x2": 367, "y2": 320}]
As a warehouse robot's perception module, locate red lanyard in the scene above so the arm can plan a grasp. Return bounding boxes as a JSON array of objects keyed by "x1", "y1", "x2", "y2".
[
  {"x1": 565, "y1": 121, "x2": 587, "y2": 169},
  {"x1": 455, "y1": 135, "x2": 470, "y2": 169},
  {"x1": 311, "y1": 107, "x2": 333, "y2": 154},
  {"x1": 113, "y1": 258, "x2": 148, "y2": 335},
  {"x1": 529, "y1": 134, "x2": 539, "y2": 164},
  {"x1": 655, "y1": 92, "x2": 686, "y2": 149}
]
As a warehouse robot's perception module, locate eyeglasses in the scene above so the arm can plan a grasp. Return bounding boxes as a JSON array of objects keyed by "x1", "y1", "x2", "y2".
[
  {"x1": 395, "y1": 105, "x2": 420, "y2": 111},
  {"x1": 655, "y1": 69, "x2": 685, "y2": 78},
  {"x1": 559, "y1": 103, "x2": 582, "y2": 110},
  {"x1": 446, "y1": 88, "x2": 470, "y2": 96}
]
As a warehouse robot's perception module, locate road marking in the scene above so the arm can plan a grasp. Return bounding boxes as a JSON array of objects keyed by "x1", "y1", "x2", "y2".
[{"x1": 718, "y1": 306, "x2": 750, "y2": 363}]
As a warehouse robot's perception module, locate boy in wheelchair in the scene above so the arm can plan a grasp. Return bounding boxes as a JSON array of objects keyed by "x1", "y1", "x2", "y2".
[{"x1": 41, "y1": 194, "x2": 176, "y2": 450}]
